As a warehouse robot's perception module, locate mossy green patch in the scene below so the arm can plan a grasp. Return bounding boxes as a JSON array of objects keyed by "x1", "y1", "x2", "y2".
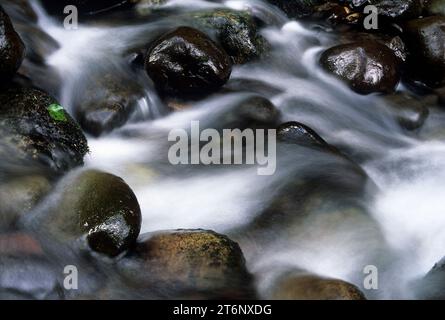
[{"x1": 47, "y1": 104, "x2": 68, "y2": 122}]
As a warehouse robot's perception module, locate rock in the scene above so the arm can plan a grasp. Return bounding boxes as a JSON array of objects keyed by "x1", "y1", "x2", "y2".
[
  {"x1": 0, "y1": 255, "x2": 63, "y2": 299},
  {"x1": 117, "y1": 230, "x2": 255, "y2": 299},
  {"x1": 267, "y1": 0, "x2": 328, "y2": 18},
  {"x1": 277, "y1": 121, "x2": 330, "y2": 148},
  {"x1": 0, "y1": 87, "x2": 89, "y2": 174},
  {"x1": 404, "y1": 16, "x2": 445, "y2": 88},
  {"x1": 320, "y1": 41, "x2": 401, "y2": 94},
  {"x1": 0, "y1": 6, "x2": 25, "y2": 81},
  {"x1": 0, "y1": 175, "x2": 51, "y2": 230},
  {"x1": 74, "y1": 73, "x2": 145, "y2": 137},
  {"x1": 371, "y1": 0, "x2": 424, "y2": 20},
  {"x1": 426, "y1": 0, "x2": 445, "y2": 16},
  {"x1": 145, "y1": 26, "x2": 232, "y2": 97},
  {"x1": 190, "y1": 9, "x2": 268, "y2": 64},
  {"x1": 383, "y1": 92, "x2": 430, "y2": 130},
  {"x1": 270, "y1": 271, "x2": 366, "y2": 300},
  {"x1": 221, "y1": 95, "x2": 280, "y2": 130},
  {"x1": 415, "y1": 256, "x2": 445, "y2": 299},
  {"x1": 317, "y1": 3, "x2": 364, "y2": 26},
  {"x1": 39, "y1": 0, "x2": 136, "y2": 17},
  {"x1": 237, "y1": 96, "x2": 280, "y2": 127},
  {"x1": 24, "y1": 170, "x2": 141, "y2": 258},
  {"x1": 340, "y1": 32, "x2": 408, "y2": 63},
  {"x1": 341, "y1": 0, "x2": 369, "y2": 7}
]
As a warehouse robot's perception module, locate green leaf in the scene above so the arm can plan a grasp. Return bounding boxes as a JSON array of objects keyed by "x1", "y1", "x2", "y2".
[{"x1": 47, "y1": 104, "x2": 68, "y2": 122}]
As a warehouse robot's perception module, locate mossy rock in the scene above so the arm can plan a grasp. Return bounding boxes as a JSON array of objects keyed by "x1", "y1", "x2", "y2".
[
  {"x1": 0, "y1": 87, "x2": 88, "y2": 174},
  {"x1": 118, "y1": 229, "x2": 256, "y2": 299},
  {"x1": 190, "y1": 9, "x2": 269, "y2": 64},
  {"x1": 24, "y1": 170, "x2": 142, "y2": 258},
  {"x1": 270, "y1": 272, "x2": 366, "y2": 300}
]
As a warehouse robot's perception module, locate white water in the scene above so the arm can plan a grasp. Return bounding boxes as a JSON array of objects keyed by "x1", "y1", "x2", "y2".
[{"x1": 30, "y1": 0, "x2": 445, "y2": 299}]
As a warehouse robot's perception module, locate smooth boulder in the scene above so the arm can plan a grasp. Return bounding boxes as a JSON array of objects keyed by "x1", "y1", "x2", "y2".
[
  {"x1": 270, "y1": 272, "x2": 366, "y2": 300},
  {"x1": 117, "y1": 230, "x2": 255, "y2": 299},
  {"x1": 74, "y1": 73, "x2": 145, "y2": 137},
  {"x1": 24, "y1": 170, "x2": 142, "y2": 258},
  {"x1": 277, "y1": 121, "x2": 330, "y2": 149},
  {"x1": 320, "y1": 41, "x2": 401, "y2": 94},
  {"x1": 145, "y1": 26, "x2": 232, "y2": 97}
]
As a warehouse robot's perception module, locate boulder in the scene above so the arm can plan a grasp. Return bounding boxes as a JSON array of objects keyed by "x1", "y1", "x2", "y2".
[
  {"x1": 190, "y1": 9, "x2": 268, "y2": 64},
  {"x1": 320, "y1": 41, "x2": 401, "y2": 94},
  {"x1": 0, "y1": 87, "x2": 88, "y2": 174},
  {"x1": 404, "y1": 16, "x2": 445, "y2": 87},
  {"x1": 270, "y1": 271, "x2": 366, "y2": 300},
  {"x1": 145, "y1": 26, "x2": 232, "y2": 97},
  {"x1": 23, "y1": 170, "x2": 142, "y2": 258},
  {"x1": 117, "y1": 229, "x2": 255, "y2": 299}
]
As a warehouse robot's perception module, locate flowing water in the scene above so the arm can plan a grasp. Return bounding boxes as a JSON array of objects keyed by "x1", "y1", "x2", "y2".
[{"x1": 8, "y1": 0, "x2": 445, "y2": 299}]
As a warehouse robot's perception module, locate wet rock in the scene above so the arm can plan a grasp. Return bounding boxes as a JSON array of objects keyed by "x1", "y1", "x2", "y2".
[
  {"x1": 277, "y1": 121, "x2": 330, "y2": 148},
  {"x1": 340, "y1": 32, "x2": 408, "y2": 63},
  {"x1": 404, "y1": 16, "x2": 445, "y2": 88},
  {"x1": 0, "y1": 175, "x2": 51, "y2": 230},
  {"x1": 74, "y1": 73, "x2": 145, "y2": 137},
  {"x1": 221, "y1": 95, "x2": 280, "y2": 130},
  {"x1": 340, "y1": 0, "x2": 369, "y2": 8},
  {"x1": 317, "y1": 3, "x2": 364, "y2": 26},
  {"x1": 190, "y1": 9, "x2": 268, "y2": 64},
  {"x1": 270, "y1": 271, "x2": 366, "y2": 300},
  {"x1": 383, "y1": 92, "x2": 430, "y2": 130},
  {"x1": 0, "y1": 87, "x2": 89, "y2": 174},
  {"x1": 371, "y1": 0, "x2": 424, "y2": 20},
  {"x1": 267, "y1": 0, "x2": 328, "y2": 18},
  {"x1": 236, "y1": 96, "x2": 280, "y2": 127},
  {"x1": 117, "y1": 230, "x2": 255, "y2": 299},
  {"x1": 24, "y1": 170, "x2": 141, "y2": 258},
  {"x1": 0, "y1": 255, "x2": 63, "y2": 299},
  {"x1": 0, "y1": 6, "x2": 25, "y2": 81},
  {"x1": 415, "y1": 256, "x2": 445, "y2": 299},
  {"x1": 145, "y1": 26, "x2": 232, "y2": 97},
  {"x1": 426, "y1": 0, "x2": 445, "y2": 16},
  {"x1": 320, "y1": 41, "x2": 400, "y2": 94}
]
